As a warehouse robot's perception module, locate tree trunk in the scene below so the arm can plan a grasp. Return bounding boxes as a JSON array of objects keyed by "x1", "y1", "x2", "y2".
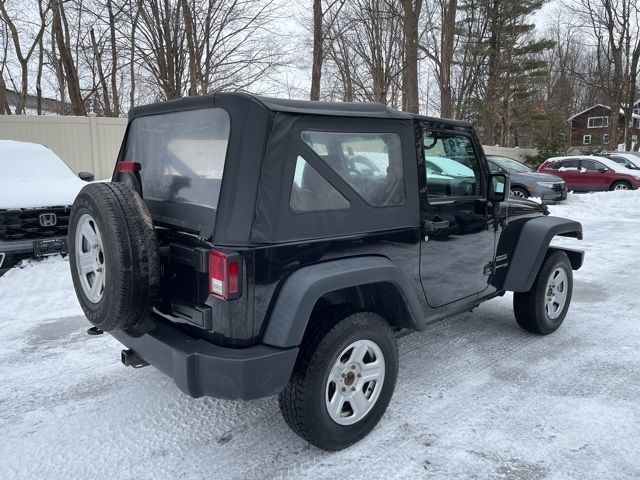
[
  {"x1": 107, "y1": 0, "x2": 120, "y2": 116},
  {"x1": 401, "y1": 0, "x2": 421, "y2": 113},
  {"x1": 90, "y1": 27, "x2": 113, "y2": 116},
  {"x1": 52, "y1": 0, "x2": 86, "y2": 115},
  {"x1": 0, "y1": 73, "x2": 11, "y2": 114},
  {"x1": 310, "y1": 0, "x2": 323, "y2": 101},
  {"x1": 439, "y1": 0, "x2": 456, "y2": 118},
  {"x1": 483, "y1": 0, "x2": 501, "y2": 145},
  {"x1": 50, "y1": 26, "x2": 66, "y2": 114},
  {"x1": 181, "y1": 0, "x2": 198, "y2": 96},
  {"x1": 16, "y1": 60, "x2": 28, "y2": 114},
  {"x1": 36, "y1": 34, "x2": 44, "y2": 115},
  {"x1": 129, "y1": 0, "x2": 139, "y2": 111}
]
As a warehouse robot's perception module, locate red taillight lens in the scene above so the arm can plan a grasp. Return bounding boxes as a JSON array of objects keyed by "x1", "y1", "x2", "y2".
[
  {"x1": 117, "y1": 161, "x2": 140, "y2": 173},
  {"x1": 208, "y1": 250, "x2": 241, "y2": 300}
]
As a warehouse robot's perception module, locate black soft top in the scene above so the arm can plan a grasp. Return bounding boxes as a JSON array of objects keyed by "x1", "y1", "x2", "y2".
[
  {"x1": 123, "y1": 92, "x2": 473, "y2": 244},
  {"x1": 129, "y1": 92, "x2": 472, "y2": 128}
]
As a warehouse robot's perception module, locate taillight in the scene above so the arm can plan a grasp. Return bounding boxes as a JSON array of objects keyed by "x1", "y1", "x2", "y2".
[
  {"x1": 208, "y1": 249, "x2": 241, "y2": 300},
  {"x1": 117, "y1": 161, "x2": 140, "y2": 173}
]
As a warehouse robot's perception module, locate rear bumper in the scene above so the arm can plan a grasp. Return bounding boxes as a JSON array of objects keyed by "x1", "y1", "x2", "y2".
[{"x1": 111, "y1": 318, "x2": 298, "y2": 400}]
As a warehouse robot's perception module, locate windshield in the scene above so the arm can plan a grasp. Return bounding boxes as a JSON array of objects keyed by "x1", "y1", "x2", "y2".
[
  {"x1": 489, "y1": 156, "x2": 532, "y2": 173},
  {"x1": 1, "y1": 140, "x2": 76, "y2": 180},
  {"x1": 607, "y1": 155, "x2": 640, "y2": 169},
  {"x1": 123, "y1": 108, "x2": 230, "y2": 210}
]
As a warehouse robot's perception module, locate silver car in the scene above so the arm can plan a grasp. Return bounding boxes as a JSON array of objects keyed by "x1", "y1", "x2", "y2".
[{"x1": 487, "y1": 155, "x2": 567, "y2": 202}]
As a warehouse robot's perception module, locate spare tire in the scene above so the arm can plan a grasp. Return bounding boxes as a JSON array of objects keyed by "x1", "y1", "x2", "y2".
[{"x1": 69, "y1": 182, "x2": 159, "y2": 331}]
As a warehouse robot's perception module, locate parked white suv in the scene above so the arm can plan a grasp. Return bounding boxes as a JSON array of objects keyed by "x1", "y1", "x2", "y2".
[
  {"x1": 0, "y1": 140, "x2": 94, "y2": 274},
  {"x1": 596, "y1": 152, "x2": 640, "y2": 170}
]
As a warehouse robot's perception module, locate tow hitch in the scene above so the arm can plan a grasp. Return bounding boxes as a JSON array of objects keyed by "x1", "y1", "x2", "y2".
[{"x1": 121, "y1": 349, "x2": 149, "y2": 368}]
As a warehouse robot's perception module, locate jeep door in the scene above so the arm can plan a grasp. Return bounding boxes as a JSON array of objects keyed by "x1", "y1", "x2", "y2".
[{"x1": 418, "y1": 126, "x2": 496, "y2": 307}]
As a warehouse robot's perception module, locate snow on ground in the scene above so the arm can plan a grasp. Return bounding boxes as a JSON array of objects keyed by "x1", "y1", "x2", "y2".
[{"x1": 1, "y1": 191, "x2": 640, "y2": 479}]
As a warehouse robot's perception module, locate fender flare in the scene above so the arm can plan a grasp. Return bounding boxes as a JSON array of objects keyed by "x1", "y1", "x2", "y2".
[
  {"x1": 262, "y1": 256, "x2": 426, "y2": 348},
  {"x1": 502, "y1": 215, "x2": 583, "y2": 292}
]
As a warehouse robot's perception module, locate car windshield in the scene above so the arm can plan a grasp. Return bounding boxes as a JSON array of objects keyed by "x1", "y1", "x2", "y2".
[
  {"x1": 489, "y1": 156, "x2": 532, "y2": 174},
  {"x1": 0, "y1": 140, "x2": 76, "y2": 180},
  {"x1": 123, "y1": 108, "x2": 230, "y2": 210},
  {"x1": 425, "y1": 155, "x2": 475, "y2": 178},
  {"x1": 607, "y1": 155, "x2": 640, "y2": 169}
]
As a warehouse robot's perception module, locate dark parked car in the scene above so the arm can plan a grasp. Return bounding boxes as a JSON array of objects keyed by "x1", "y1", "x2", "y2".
[
  {"x1": 68, "y1": 93, "x2": 584, "y2": 451},
  {"x1": 487, "y1": 155, "x2": 567, "y2": 201},
  {"x1": 538, "y1": 155, "x2": 640, "y2": 191},
  {"x1": 0, "y1": 140, "x2": 94, "y2": 275}
]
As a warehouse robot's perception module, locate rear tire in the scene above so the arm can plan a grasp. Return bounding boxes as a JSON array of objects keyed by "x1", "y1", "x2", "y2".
[
  {"x1": 610, "y1": 180, "x2": 631, "y2": 191},
  {"x1": 278, "y1": 311, "x2": 398, "y2": 451},
  {"x1": 69, "y1": 183, "x2": 159, "y2": 332},
  {"x1": 513, "y1": 250, "x2": 573, "y2": 335}
]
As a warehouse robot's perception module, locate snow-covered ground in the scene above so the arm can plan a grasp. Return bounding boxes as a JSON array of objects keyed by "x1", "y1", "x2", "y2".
[{"x1": 1, "y1": 191, "x2": 639, "y2": 479}]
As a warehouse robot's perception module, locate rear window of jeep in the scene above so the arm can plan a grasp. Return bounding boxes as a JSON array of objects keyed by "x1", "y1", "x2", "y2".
[{"x1": 123, "y1": 108, "x2": 230, "y2": 210}]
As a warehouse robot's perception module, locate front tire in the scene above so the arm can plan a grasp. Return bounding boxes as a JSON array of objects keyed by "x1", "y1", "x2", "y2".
[
  {"x1": 278, "y1": 311, "x2": 398, "y2": 451},
  {"x1": 511, "y1": 186, "x2": 530, "y2": 198},
  {"x1": 513, "y1": 250, "x2": 573, "y2": 335}
]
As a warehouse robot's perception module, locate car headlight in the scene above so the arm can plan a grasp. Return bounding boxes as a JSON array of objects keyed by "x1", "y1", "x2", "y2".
[{"x1": 536, "y1": 181, "x2": 557, "y2": 188}]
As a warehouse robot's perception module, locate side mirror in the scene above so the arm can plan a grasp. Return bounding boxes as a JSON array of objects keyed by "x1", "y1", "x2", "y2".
[
  {"x1": 78, "y1": 171, "x2": 95, "y2": 182},
  {"x1": 487, "y1": 173, "x2": 510, "y2": 203}
]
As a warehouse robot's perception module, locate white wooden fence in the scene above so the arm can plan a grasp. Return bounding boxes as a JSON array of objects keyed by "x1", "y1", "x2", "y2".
[
  {"x1": 0, "y1": 114, "x2": 127, "y2": 179},
  {"x1": 0, "y1": 115, "x2": 537, "y2": 178},
  {"x1": 482, "y1": 145, "x2": 537, "y2": 162}
]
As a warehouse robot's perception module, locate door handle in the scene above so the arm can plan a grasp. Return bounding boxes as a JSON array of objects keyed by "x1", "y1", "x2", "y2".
[{"x1": 424, "y1": 220, "x2": 450, "y2": 232}]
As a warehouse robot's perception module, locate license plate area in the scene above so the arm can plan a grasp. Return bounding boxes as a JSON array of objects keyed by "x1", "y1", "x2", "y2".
[{"x1": 34, "y1": 238, "x2": 68, "y2": 257}]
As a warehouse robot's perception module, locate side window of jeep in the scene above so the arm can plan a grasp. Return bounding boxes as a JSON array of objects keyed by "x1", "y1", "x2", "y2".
[
  {"x1": 290, "y1": 156, "x2": 350, "y2": 212},
  {"x1": 301, "y1": 131, "x2": 405, "y2": 207},
  {"x1": 422, "y1": 131, "x2": 482, "y2": 200}
]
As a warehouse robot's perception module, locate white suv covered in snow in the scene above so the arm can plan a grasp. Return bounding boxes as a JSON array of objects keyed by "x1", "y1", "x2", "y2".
[{"x1": 0, "y1": 140, "x2": 94, "y2": 274}]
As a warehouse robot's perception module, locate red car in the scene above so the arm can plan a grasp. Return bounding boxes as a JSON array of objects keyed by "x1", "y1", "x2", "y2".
[{"x1": 538, "y1": 155, "x2": 640, "y2": 192}]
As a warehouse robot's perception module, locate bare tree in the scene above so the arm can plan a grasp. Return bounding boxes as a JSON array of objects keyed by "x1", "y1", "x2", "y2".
[
  {"x1": 452, "y1": 0, "x2": 490, "y2": 120},
  {"x1": 420, "y1": 0, "x2": 456, "y2": 118},
  {"x1": 52, "y1": 0, "x2": 86, "y2": 114},
  {"x1": 569, "y1": 0, "x2": 640, "y2": 148},
  {"x1": 310, "y1": 0, "x2": 345, "y2": 100},
  {"x1": 0, "y1": 0, "x2": 51, "y2": 114},
  {"x1": 348, "y1": 0, "x2": 404, "y2": 105}
]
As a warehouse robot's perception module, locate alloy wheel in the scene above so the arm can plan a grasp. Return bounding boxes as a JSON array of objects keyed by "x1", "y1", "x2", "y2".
[
  {"x1": 325, "y1": 339, "x2": 385, "y2": 426},
  {"x1": 545, "y1": 267, "x2": 568, "y2": 319},
  {"x1": 74, "y1": 213, "x2": 106, "y2": 303}
]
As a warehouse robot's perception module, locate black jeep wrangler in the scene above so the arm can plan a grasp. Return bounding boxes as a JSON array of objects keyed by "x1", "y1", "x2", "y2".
[{"x1": 69, "y1": 93, "x2": 583, "y2": 451}]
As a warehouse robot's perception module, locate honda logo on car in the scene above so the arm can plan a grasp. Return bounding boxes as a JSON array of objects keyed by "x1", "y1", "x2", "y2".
[{"x1": 39, "y1": 213, "x2": 57, "y2": 227}]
